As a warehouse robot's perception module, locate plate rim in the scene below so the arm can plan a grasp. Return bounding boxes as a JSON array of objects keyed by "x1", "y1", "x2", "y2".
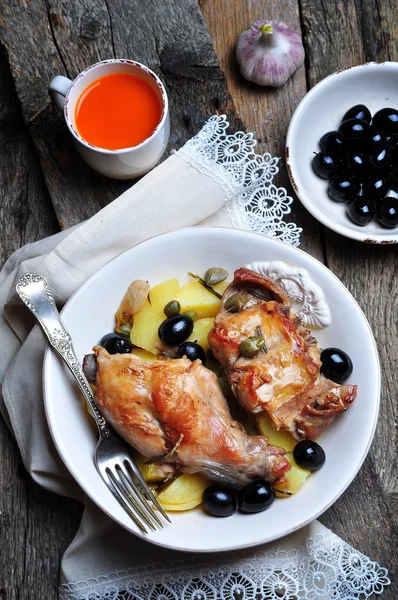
[
  {"x1": 286, "y1": 61, "x2": 398, "y2": 245},
  {"x1": 42, "y1": 226, "x2": 381, "y2": 552}
]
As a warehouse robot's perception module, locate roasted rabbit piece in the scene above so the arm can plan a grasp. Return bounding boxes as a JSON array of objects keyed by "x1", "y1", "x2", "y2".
[
  {"x1": 208, "y1": 268, "x2": 357, "y2": 440},
  {"x1": 85, "y1": 346, "x2": 290, "y2": 485}
]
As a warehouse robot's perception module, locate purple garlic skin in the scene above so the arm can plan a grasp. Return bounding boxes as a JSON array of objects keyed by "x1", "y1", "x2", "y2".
[{"x1": 236, "y1": 20, "x2": 305, "y2": 87}]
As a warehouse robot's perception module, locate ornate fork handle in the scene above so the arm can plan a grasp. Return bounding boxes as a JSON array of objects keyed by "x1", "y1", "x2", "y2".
[{"x1": 16, "y1": 273, "x2": 109, "y2": 438}]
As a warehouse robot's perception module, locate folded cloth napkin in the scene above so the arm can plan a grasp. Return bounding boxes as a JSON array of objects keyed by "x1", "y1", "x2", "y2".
[{"x1": 0, "y1": 116, "x2": 389, "y2": 600}]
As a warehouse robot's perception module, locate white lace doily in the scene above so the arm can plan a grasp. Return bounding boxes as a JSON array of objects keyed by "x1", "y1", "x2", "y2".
[
  {"x1": 59, "y1": 532, "x2": 390, "y2": 600},
  {"x1": 177, "y1": 115, "x2": 302, "y2": 246}
]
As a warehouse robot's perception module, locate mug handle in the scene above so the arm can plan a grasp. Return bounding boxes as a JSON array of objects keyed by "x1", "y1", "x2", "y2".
[{"x1": 48, "y1": 75, "x2": 72, "y2": 111}]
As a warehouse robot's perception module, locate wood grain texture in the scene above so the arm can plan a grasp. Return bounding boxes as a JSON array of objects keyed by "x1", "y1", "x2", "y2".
[
  {"x1": 0, "y1": 0, "x2": 241, "y2": 229},
  {"x1": 0, "y1": 43, "x2": 82, "y2": 600},
  {"x1": 199, "y1": 0, "x2": 325, "y2": 263},
  {"x1": 0, "y1": 426, "x2": 83, "y2": 599},
  {"x1": 0, "y1": 45, "x2": 59, "y2": 266}
]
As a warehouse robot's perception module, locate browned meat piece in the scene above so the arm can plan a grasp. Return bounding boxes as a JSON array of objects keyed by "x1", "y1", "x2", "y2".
[
  {"x1": 208, "y1": 268, "x2": 357, "y2": 440},
  {"x1": 90, "y1": 346, "x2": 290, "y2": 485}
]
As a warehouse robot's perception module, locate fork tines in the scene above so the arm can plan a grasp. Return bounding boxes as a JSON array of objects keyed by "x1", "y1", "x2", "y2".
[{"x1": 98, "y1": 457, "x2": 171, "y2": 534}]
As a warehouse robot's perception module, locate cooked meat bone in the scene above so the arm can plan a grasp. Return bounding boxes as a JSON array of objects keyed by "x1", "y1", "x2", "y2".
[
  {"x1": 209, "y1": 268, "x2": 357, "y2": 440},
  {"x1": 86, "y1": 346, "x2": 290, "y2": 486}
]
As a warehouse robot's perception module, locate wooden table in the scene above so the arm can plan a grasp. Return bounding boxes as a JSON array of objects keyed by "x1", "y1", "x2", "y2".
[{"x1": 0, "y1": 1, "x2": 397, "y2": 598}]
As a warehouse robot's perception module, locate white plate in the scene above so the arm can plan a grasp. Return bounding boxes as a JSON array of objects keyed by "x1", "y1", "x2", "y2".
[
  {"x1": 286, "y1": 61, "x2": 398, "y2": 244},
  {"x1": 43, "y1": 228, "x2": 380, "y2": 552}
]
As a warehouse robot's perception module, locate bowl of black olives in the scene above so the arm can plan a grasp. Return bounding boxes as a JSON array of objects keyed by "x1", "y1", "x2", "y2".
[{"x1": 286, "y1": 62, "x2": 398, "y2": 243}]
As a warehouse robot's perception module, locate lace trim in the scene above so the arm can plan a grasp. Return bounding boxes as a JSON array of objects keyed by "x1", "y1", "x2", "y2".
[
  {"x1": 59, "y1": 533, "x2": 390, "y2": 600},
  {"x1": 177, "y1": 115, "x2": 302, "y2": 247}
]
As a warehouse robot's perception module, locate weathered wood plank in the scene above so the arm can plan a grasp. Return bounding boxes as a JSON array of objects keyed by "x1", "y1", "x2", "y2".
[
  {"x1": 0, "y1": 43, "x2": 82, "y2": 600},
  {"x1": 0, "y1": 0, "x2": 121, "y2": 227},
  {"x1": 200, "y1": 0, "x2": 325, "y2": 263},
  {"x1": 300, "y1": 0, "x2": 398, "y2": 595},
  {"x1": 0, "y1": 44, "x2": 59, "y2": 265},
  {"x1": 0, "y1": 424, "x2": 83, "y2": 600},
  {"x1": 0, "y1": 0, "x2": 242, "y2": 229}
]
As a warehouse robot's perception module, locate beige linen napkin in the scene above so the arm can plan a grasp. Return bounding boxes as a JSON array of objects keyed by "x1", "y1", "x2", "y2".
[{"x1": 0, "y1": 116, "x2": 389, "y2": 599}]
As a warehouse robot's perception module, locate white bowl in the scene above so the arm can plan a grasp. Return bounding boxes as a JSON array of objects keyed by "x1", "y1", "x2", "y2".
[
  {"x1": 286, "y1": 62, "x2": 398, "y2": 244},
  {"x1": 43, "y1": 228, "x2": 380, "y2": 552}
]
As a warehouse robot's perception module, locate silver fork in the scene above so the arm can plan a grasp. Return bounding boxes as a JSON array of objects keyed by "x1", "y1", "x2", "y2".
[{"x1": 15, "y1": 272, "x2": 171, "y2": 534}]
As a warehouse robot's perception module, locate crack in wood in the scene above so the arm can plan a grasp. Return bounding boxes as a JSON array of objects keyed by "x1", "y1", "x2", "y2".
[
  {"x1": 43, "y1": 0, "x2": 70, "y2": 79},
  {"x1": 103, "y1": 0, "x2": 116, "y2": 58}
]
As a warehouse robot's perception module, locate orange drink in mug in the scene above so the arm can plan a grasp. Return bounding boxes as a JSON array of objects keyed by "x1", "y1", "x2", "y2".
[{"x1": 49, "y1": 59, "x2": 170, "y2": 179}]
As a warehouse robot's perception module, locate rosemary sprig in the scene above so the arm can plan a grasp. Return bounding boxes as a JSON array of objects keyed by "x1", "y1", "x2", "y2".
[
  {"x1": 155, "y1": 472, "x2": 181, "y2": 492},
  {"x1": 256, "y1": 326, "x2": 268, "y2": 353},
  {"x1": 188, "y1": 272, "x2": 222, "y2": 299},
  {"x1": 271, "y1": 487, "x2": 292, "y2": 496}
]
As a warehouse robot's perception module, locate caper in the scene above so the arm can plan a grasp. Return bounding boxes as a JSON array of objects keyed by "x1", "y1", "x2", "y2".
[
  {"x1": 225, "y1": 292, "x2": 246, "y2": 313},
  {"x1": 183, "y1": 309, "x2": 198, "y2": 322},
  {"x1": 164, "y1": 300, "x2": 181, "y2": 318},
  {"x1": 240, "y1": 336, "x2": 265, "y2": 358},
  {"x1": 204, "y1": 267, "x2": 228, "y2": 287}
]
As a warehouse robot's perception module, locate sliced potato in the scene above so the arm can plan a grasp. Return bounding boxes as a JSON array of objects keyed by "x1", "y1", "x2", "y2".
[
  {"x1": 134, "y1": 453, "x2": 172, "y2": 482},
  {"x1": 176, "y1": 281, "x2": 220, "y2": 318},
  {"x1": 257, "y1": 414, "x2": 296, "y2": 452},
  {"x1": 186, "y1": 317, "x2": 214, "y2": 351},
  {"x1": 149, "y1": 278, "x2": 181, "y2": 313},
  {"x1": 131, "y1": 348, "x2": 159, "y2": 362},
  {"x1": 156, "y1": 473, "x2": 209, "y2": 510},
  {"x1": 273, "y1": 454, "x2": 310, "y2": 497},
  {"x1": 129, "y1": 277, "x2": 228, "y2": 355},
  {"x1": 156, "y1": 498, "x2": 204, "y2": 512},
  {"x1": 130, "y1": 300, "x2": 164, "y2": 354}
]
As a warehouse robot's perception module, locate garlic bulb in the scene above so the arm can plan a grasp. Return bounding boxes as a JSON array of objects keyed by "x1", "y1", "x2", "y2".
[{"x1": 236, "y1": 20, "x2": 305, "y2": 87}]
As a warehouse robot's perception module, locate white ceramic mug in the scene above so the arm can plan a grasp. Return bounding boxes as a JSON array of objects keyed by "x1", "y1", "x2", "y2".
[{"x1": 49, "y1": 59, "x2": 170, "y2": 179}]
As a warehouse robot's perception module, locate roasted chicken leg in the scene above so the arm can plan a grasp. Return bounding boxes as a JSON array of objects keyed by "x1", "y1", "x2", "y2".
[
  {"x1": 88, "y1": 346, "x2": 290, "y2": 485},
  {"x1": 208, "y1": 268, "x2": 357, "y2": 440}
]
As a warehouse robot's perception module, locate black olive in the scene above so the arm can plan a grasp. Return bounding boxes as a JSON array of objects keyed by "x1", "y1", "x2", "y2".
[
  {"x1": 346, "y1": 197, "x2": 376, "y2": 226},
  {"x1": 362, "y1": 173, "x2": 388, "y2": 199},
  {"x1": 338, "y1": 119, "x2": 372, "y2": 148},
  {"x1": 293, "y1": 440, "x2": 326, "y2": 471},
  {"x1": 158, "y1": 315, "x2": 194, "y2": 346},
  {"x1": 312, "y1": 152, "x2": 341, "y2": 179},
  {"x1": 319, "y1": 131, "x2": 349, "y2": 155},
  {"x1": 369, "y1": 145, "x2": 392, "y2": 169},
  {"x1": 370, "y1": 130, "x2": 388, "y2": 148},
  {"x1": 342, "y1": 104, "x2": 371, "y2": 124},
  {"x1": 320, "y1": 347, "x2": 353, "y2": 383},
  {"x1": 376, "y1": 196, "x2": 398, "y2": 228},
  {"x1": 238, "y1": 479, "x2": 275, "y2": 513},
  {"x1": 389, "y1": 162, "x2": 398, "y2": 185},
  {"x1": 99, "y1": 333, "x2": 132, "y2": 354},
  {"x1": 328, "y1": 177, "x2": 360, "y2": 203},
  {"x1": 202, "y1": 486, "x2": 237, "y2": 517},
  {"x1": 177, "y1": 341, "x2": 206, "y2": 364},
  {"x1": 387, "y1": 135, "x2": 398, "y2": 158},
  {"x1": 345, "y1": 153, "x2": 368, "y2": 176},
  {"x1": 371, "y1": 108, "x2": 398, "y2": 135}
]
